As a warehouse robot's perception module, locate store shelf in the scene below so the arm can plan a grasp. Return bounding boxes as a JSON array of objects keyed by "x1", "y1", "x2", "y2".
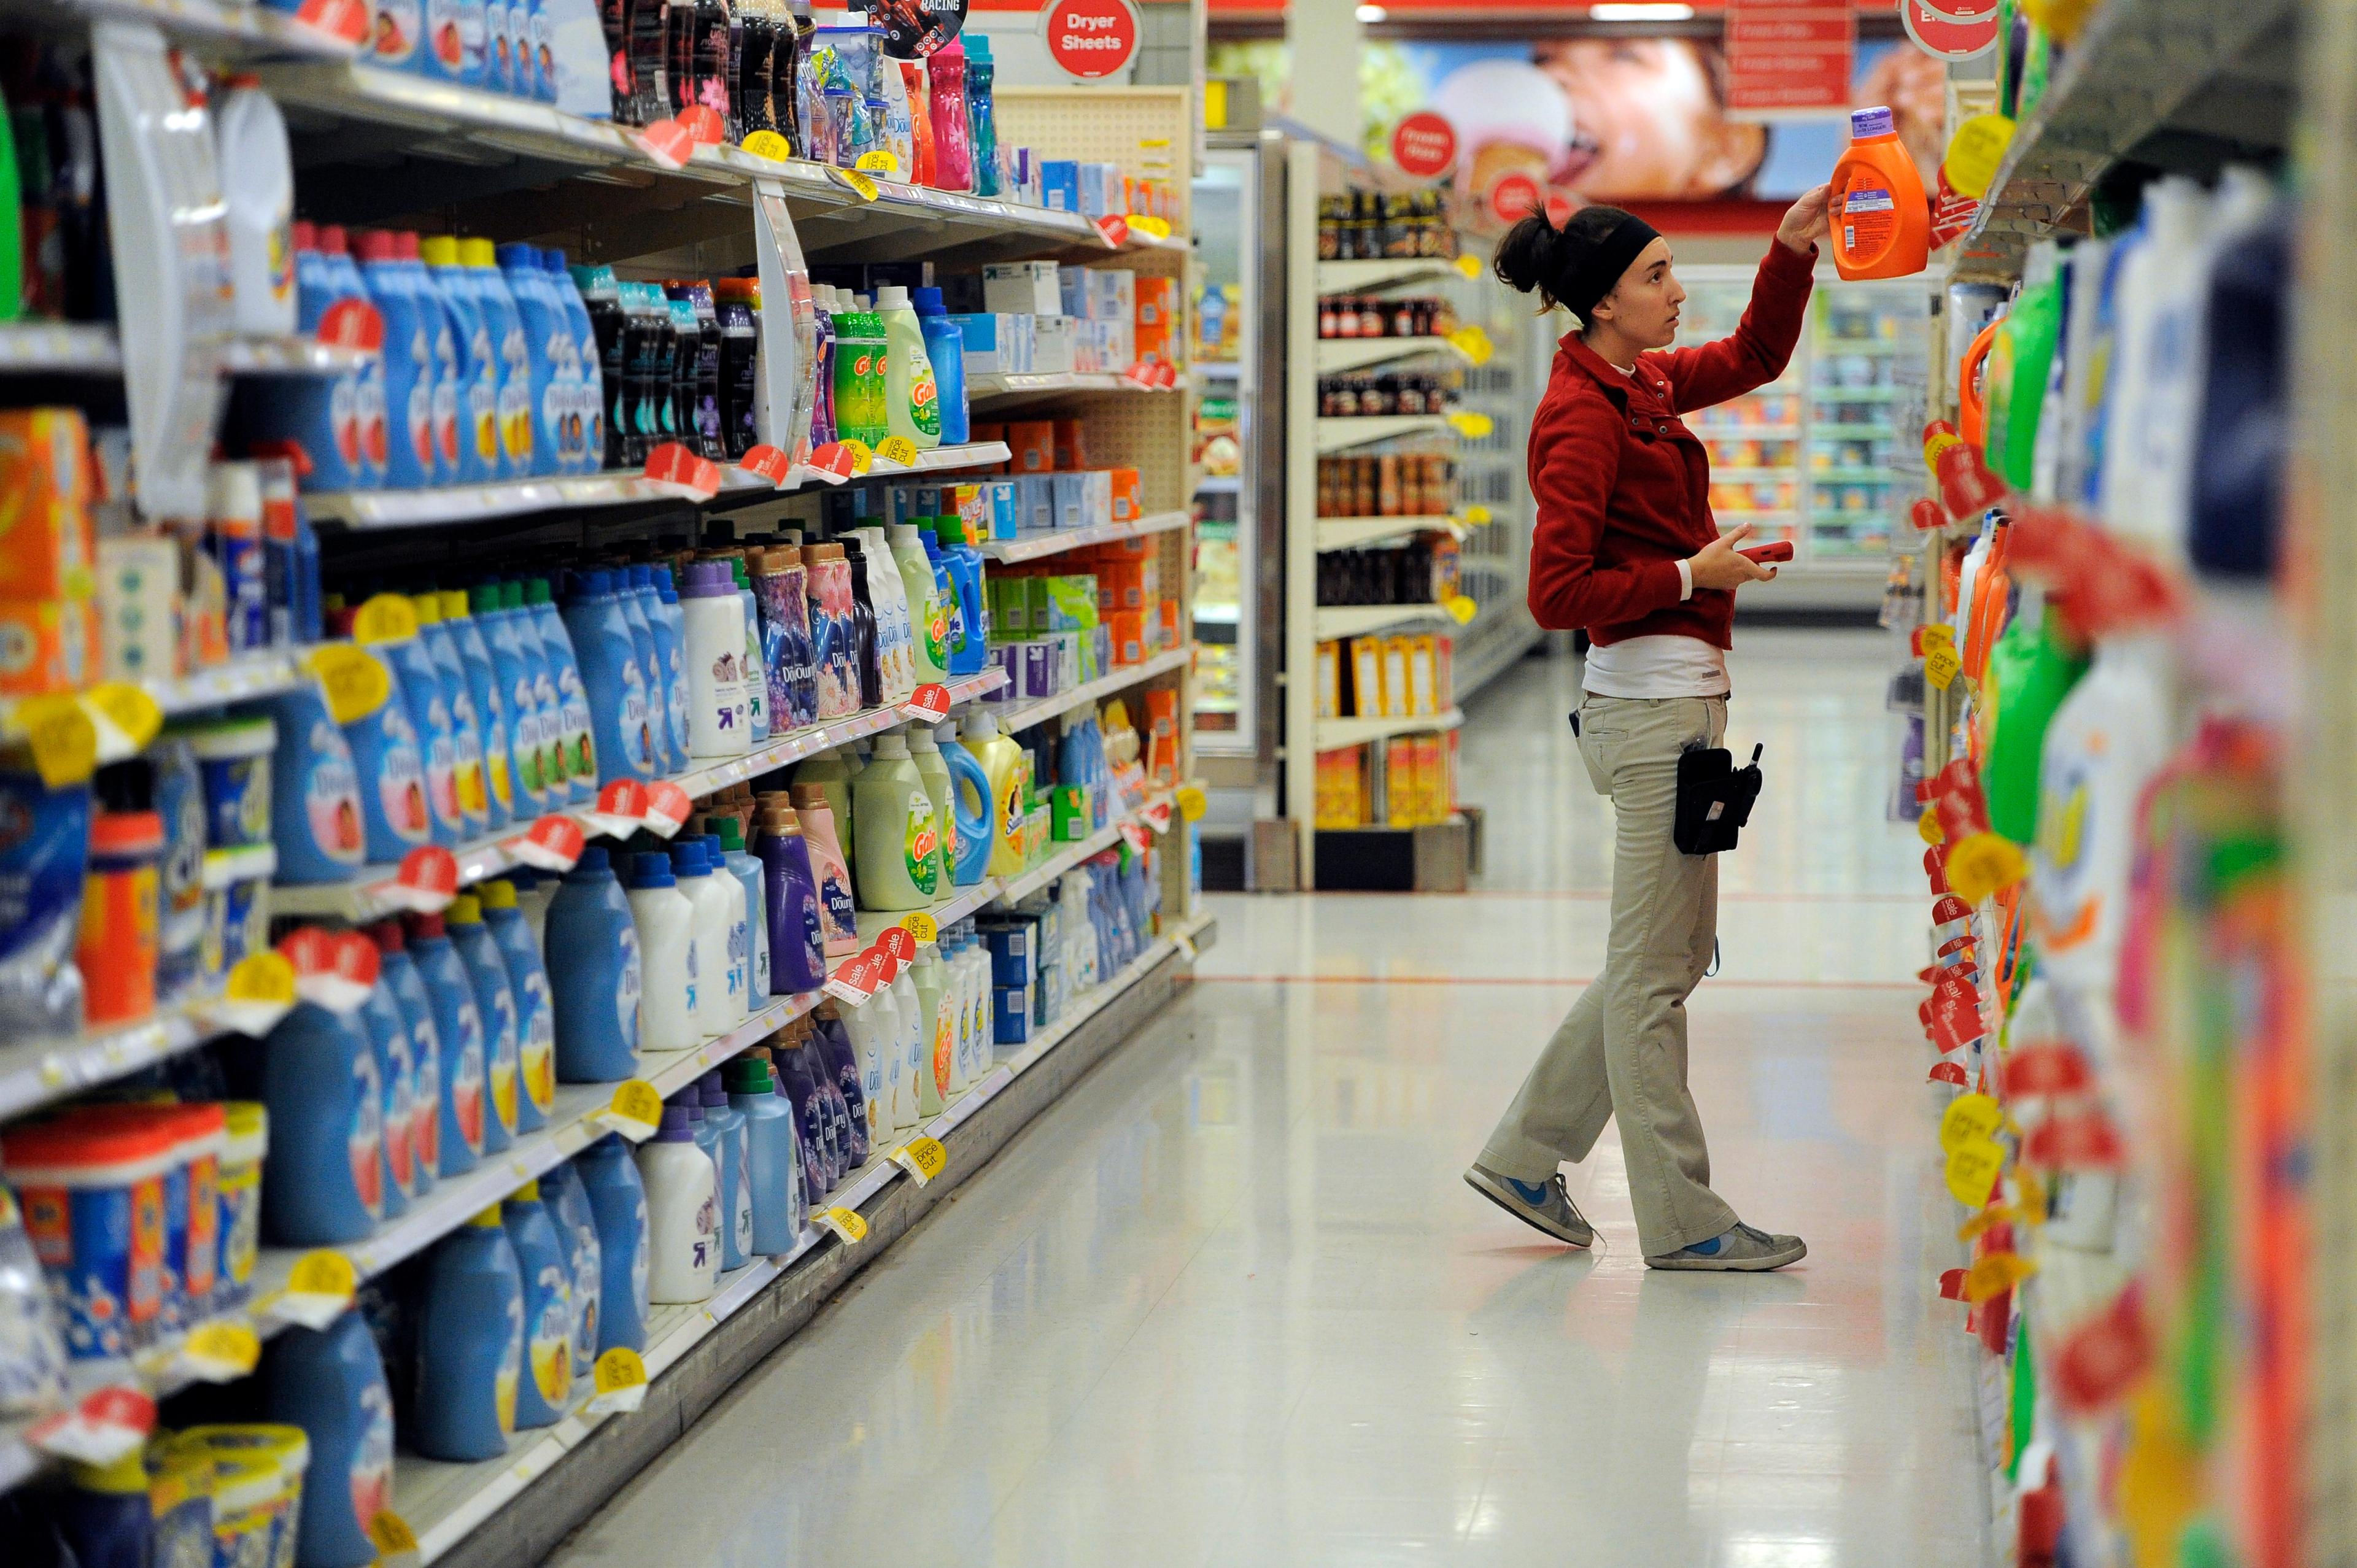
[
  {"x1": 1314, "y1": 708, "x2": 1463, "y2": 751},
  {"x1": 977, "y1": 509, "x2": 1189, "y2": 563},
  {"x1": 1693, "y1": 423, "x2": 1800, "y2": 439},
  {"x1": 1315, "y1": 257, "x2": 1469, "y2": 293},
  {"x1": 966, "y1": 372, "x2": 1180, "y2": 403},
  {"x1": 1313, "y1": 603, "x2": 1455, "y2": 640},
  {"x1": 1193, "y1": 361, "x2": 1240, "y2": 382},
  {"x1": 0, "y1": 648, "x2": 317, "y2": 750},
  {"x1": 1193, "y1": 475, "x2": 1242, "y2": 495},
  {"x1": 69, "y1": 0, "x2": 362, "y2": 58},
  {"x1": 274, "y1": 671, "x2": 1008, "y2": 922},
  {"x1": 1809, "y1": 388, "x2": 1907, "y2": 403},
  {"x1": 303, "y1": 443, "x2": 1013, "y2": 528},
  {"x1": 1709, "y1": 466, "x2": 1799, "y2": 480},
  {"x1": 0, "y1": 322, "x2": 122, "y2": 373},
  {"x1": 376, "y1": 905, "x2": 1214, "y2": 1565},
  {"x1": 1949, "y1": 0, "x2": 2296, "y2": 284},
  {"x1": 1314, "y1": 336, "x2": 1468, "y2": 375},
  {"x1": 1315, "y1": 516, "x2": 1460, "y2": 552},
  {"x1": 219, "y1": 336, "x2": 380, "y2": 376},
  {"x1": 1315, "y1": 414, "x2": 1452, "y2": 455},
  {"x1": 1191, "y1": 604, "x2": 1239, "y2": 625},
  {"x1": 993, "y1": 645, "x2": 1190, "y2": 734},
  {"x1": 0, "y1": 1004, "x2": 242, "y2": 1126},
  {"x1": 1810, "y1": 468, "x2": 1900, "y2": 485}
]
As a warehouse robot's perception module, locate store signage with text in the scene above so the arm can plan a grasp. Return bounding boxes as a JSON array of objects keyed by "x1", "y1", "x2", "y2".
[
  {"x1": 1042, "y1": 0, "x2": 1139, "y2": 79},
  {"x1": 1725, "y1": 0, "x2": 1856, "y2": 117}
]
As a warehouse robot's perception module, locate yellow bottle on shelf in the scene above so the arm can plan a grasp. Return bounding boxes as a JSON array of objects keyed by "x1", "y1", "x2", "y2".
[{"x1": 960, "y1": 708, "x2": 1030, "y2": 878}]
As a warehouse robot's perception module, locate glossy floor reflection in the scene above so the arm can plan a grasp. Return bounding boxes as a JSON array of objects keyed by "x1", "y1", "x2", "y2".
[{"x1": 551, "y1": 631, "x2": 1981, "y2": 1568}]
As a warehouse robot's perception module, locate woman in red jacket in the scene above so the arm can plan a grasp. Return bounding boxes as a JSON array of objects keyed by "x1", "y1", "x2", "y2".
[{"x1": 1463, "y1": 190, "x2": 1828, "y2": 1272}]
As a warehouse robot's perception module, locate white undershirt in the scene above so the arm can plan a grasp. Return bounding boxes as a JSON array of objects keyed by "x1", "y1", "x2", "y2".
[{"x1": 1579, "y1": 360, "x2": 1730, "y2": 700}]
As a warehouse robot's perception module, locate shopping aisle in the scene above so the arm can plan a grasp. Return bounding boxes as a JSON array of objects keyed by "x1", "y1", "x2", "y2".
[{"x1": 552, "y1": 629, "x2": 1982, "y2": 1568}]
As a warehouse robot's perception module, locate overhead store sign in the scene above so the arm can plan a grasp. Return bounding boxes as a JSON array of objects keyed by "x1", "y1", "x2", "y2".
[
  {"x1": 1724, "y1": 0, "x2": 1856, "y2": 118},
  {"x1": 1043, "y1": 0, "x2": 1140, "y2": 79},
  {"x1": 1390, "y1": 111, "x2": 1457, "y2": 179}
]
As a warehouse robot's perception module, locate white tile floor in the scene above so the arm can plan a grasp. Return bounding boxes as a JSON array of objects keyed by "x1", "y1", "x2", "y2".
[{"x1": 549, "y1": 630, "x2": 1985, "y2": 1568}]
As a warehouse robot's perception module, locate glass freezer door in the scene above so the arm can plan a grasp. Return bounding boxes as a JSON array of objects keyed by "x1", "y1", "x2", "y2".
[{"x1": 1191, "y1": 148, "x2": 1257, "y2": 752}]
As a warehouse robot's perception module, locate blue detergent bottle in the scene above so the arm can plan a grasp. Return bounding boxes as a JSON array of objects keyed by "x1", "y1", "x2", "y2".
[
  {"x1": 255, "y1": 682, "x2": 369, "y2": 883},
  {"x1": 260, "y1": 998, "x2": 385, "y2": 1245},
  {"x1": 499, "y1": 242, "x2": 573, "y2": 474},
  {"x1": 462, "y1": 237, "x2": 539, "y2": 478},
  {"x1": 772, "y1": 1041, "x2": 833, "y2": 1200},
  {"x1": 446, "y1": 894, "x2": 524, "y2": 1149},
  {"x1": 368, "y1": 621, "x2": 466, "y2": 847},
  {"x1": 411, "y1": 1207, "x2": 524, "y2": 1462},
  {"x1": 405, "y1": 910, "x2": 488, "y2": 1175},
  {"x1": 355, "y1": 228, "x2": 440, "y2": 489},
  {"x1": 724, "y1": 1054, "x2": 805, "y2": 1255},
  {"x1": 262, "y1": 1307, "x2": 397, "y2": 1568},
  {"x1": 731, "y1": 558, "x2": 771, "y2": 745},
  {"x1": 369, "y1": 921, "x2": 443, "y2": 1192},
  {"x1": 611, "y1": 567, "x2": 672, "y2": 774},
  {"x1": 355, "y1": 973, "x2": 418, "y2": 1216},
  {"x1": 697, "y1": 1073, "x2": 752, "y2": 1271},
  {"x1": 574, "y1": 1135, "x2": 650, "y2": 1353},
  {"x1": 567, "y1": 261, "x2": 624, "y2": 470},
  {"x1": 475, "y1": 582, "x2": 552, "y2": 815},
  {"x1": 501, "y1": 1182, "x2": 573, "y2": 1429},
  {"x1": 642, "y1": 566, "x2": 691, "y2": 774},
  {"x1": 813, "y1": 1006, "x2": 870, "y2": 1165},
  {"x1": 913, "y1": 288, "x2": 968, "y2": 446},
  {"x1": 505, "y1": 579, "x2": 578, "y2": 805},
  {"x1": 480, "y1": 878, "x2": 559, "y2": 1132},
  {"x1": 331, "y1": 643, "x2": 436, "y2": 862},
  {"x1": 422, "y1": 235, "x2": 501, "y2": 484},
  {"x1": 546, "y1": 250, "x2": 605, "y2": 472},
  {"x1": 539, "y1": 1157, "x2": 602, "y2": 1383},
  {"x1": 401, "y1": 231, "x2": 462, "y2": 484},
  {"x1": 526, "y1": 577, "x2": 597, "y2": 802},
  {"x1": 544, "y1": 844, "x2": 643, "y2": 1081},
  {"x1": 929, "y1": 516, "x2": 987, "y2": 676},
  {"x1": 561, "y1": 570, "x2": 656, "y2": 784},
  {"x1": 713, "y1": 819, "x2": 770, "y2": 1002},
  {"x1": 260, "y1": 224, "x2": 377, "y2": 493},
  {"x1": 938, "y1": 729, "x2": 993, "y2": 887},
  {"x1": 412, "y1": 592, "x2": 497, "y2": 834}
]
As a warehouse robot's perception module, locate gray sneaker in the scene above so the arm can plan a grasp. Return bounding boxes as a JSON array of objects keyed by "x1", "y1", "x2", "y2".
[
  {"x1": 1464, "y1": 1164, "x2": 1594, "y2": 1247},
  {"x1": 1645, "y1": 1221, "x2": 1806, "y2": 1272}
]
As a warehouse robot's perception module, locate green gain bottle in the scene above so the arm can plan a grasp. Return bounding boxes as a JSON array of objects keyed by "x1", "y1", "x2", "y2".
[{"x1": 1978, "y1": 602, "x2": 2085, "y2": 847}]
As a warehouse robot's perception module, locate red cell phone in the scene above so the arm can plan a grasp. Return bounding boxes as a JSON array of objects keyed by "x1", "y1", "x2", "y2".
[{"x1": 1740, "y1": 541, "x2": 1794, "y2": 564}]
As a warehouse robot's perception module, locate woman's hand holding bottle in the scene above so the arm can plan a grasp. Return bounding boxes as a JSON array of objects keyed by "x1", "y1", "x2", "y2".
[
  {"x1": 1776, "y1": 183, "x2": 1832, "y2": 257},
  {"x1": 1689, "y1": 523, "x2": 1779, "y2": 590}
]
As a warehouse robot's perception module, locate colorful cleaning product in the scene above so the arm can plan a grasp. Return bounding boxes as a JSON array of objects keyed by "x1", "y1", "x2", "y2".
[
  {"x1": 729, "y1": 557, "x2": 772, "y2": 746},
  {"x1": 520, "y1": 579, "x2": 595, "y2": 803},
  {"x1": 937, "y1": 725, "x2": 991, "y2": 887},
  {"x1": 538, "y1": 1156, "x2": 603, "y2": 1379},
  {"x1": 635, "y1": 565, "x2": 691, "y2": 773},
  {"x1": 421, "y1": 234, "x2": 500, "y2": 484},
  {"x1": 501, "y1": 1181, "x2": 573, "y2": 1429},
  {"x1": 481, "y1": 878, "x2": 559, "y2": 1127},
  {"x1": 787, "y1": 783, "x2": 859, "y2": 954},
  {"x1": 445, "y1": 894, "x2": 524, "y2": 1147},
  {"x1": 875, "y1": 284, "x2": 942, "y2": 451},
  {"x1": 411, "y1": 1207, "x2": 524, "y2": 1462},
  {"x1": 498, "y1": 241, "x2": 574, "y2": 475},
  {"x1": 887, "y1": 520, "x2": 949, "y2": 684},
  {"x1": 257, "y1": 682, "x2": 370, "y2": 882},
  {"x1": 329, "y1": 646, "x2": 435, "y2": 862},
  {"x1": 475, "y1": 582, "x2": 551, "y2": 814},
  {"x1": 562, "y1": 569, "x2": 657, "y2": 783},
  {"x1": 441, "y1": 589, "x2": 517, "y2": 825},
  {"x1": 754, "y1": 801, "x2": 827, "y2": 993},
  {"x1": 681, "y1": 560, "x2": 751, "y2": 757},
  {"x1": 886, "y1": 954, "x2": 922, "y2": 1130},
  {"x1": 962, "y1": 708, "x2": 1029, "y2": 877},
  {"x1": 261, "y1": 1308, "x2": 395, "y2": 1568},
  {"x1": 354, "y1": 971, "x2": 419, "y2": 1217},
  {"x1": 260, "y1": 996, "x2": 385, "y2": 1244},
  {"x1": 714, "y1": 819, "x2": 771, "y2": 1003},
  {"x1": 402, "y1": 231, "x2": 463, "y2": 481},
  {"x1": 460, "y1": 236, "x2": 537, "y2": 477},
  {"x1": 546, "y1": 250, "x2": 608, "y2": 468},
  {"x1": 811, "y1": 1005, "x2": 870, "y2": 1164},
  {"x1": 355, "y1": 228, "x2": 442, "y2": 487},
  {"x1": 906, "y1": 722, "x2": 956, "y2": 879},
  {"x1": 0, "y1": 1113, "x2": 176, "y2": 1358},
  {"x1": 931, "y1": 517, "x2": 986, "y2": 678},
  {"x1": 406, "y1": 911, "x2": 489, "y2": 1172},
  {"x1": 412, "y1": 591, "x2": 496, "y2": 832},
  {"x1": 1829, "y1": 105, "x2": 1929, "y2": 280},
  {"x1": 635, "y1": 1105, "x2": 718, "y2": 1302},
  {"x1": 852, "y1": 729, "x2": 941, "y2": 909},
  {"x1": 724, "y1": 1054, "x2": 804, "y2": 1254},
  {"x1": 545, "y1": 844, "x2": 643, "y2": 1081},
  {"x1": 671, "y1": 836, "x2": 743, "y2": 1032},
  {"x1": 574, "y1": 1134, "x2": 649, "y2": 1353},
  {"x1": 626, "y1": 849, "x2": 698, "y2": 1051},
  {"x1": 369, "y1": 921, "x2": 445, "y2": 1183},
  {"x1": 912, "y1": 287, "x2": 967, "y2": 446},
  {"x1": 773, "y1": 1038, "x2": 833, "y2": 1197},
  {"x1": 613, "y1": 565, "x2": 673, "y2": 774},
  {"x1": 1986, "y1": 242, "x2": 2064, "y2": 493},
  {"x1": 1977, "y1": 603, "x2": 2086, "y2": 847},
  {"x1": 911, "y1": 943, "x2": 949, "y2": 1116},
  {"x1": 698, "y1": 1073, "x2": 753, "y2": 1270},
  {"x1": 370, "y1": 616, "x2": 466, "y2": 845}
]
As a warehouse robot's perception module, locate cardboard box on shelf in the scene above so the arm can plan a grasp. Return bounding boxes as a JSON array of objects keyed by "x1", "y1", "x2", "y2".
[{"x1": 983, "y1": 260, "x2": 1061, "y2": 315}]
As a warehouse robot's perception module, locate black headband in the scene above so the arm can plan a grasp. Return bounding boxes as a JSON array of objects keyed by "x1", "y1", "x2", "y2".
[{"x1": 1560, "y1": 214, "x2": 1663, "y2": 319}]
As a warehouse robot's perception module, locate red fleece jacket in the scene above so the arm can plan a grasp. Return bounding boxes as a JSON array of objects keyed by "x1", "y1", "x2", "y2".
[{"x1": 1523, "y1": 240, "x2": 1817, "y2": 649}]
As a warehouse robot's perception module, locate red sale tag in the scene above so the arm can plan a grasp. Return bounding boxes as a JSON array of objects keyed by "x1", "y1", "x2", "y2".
[
  {"x1": 1929, "y1": 975, "x2": 1984, "y2": 1055},
  {"x1": 1151, "y1": 362, "x2": 1178, "y2": 389},
  {"x1": 739, "y1": 444, "x2": 792, "y2": 485},
  {"x1": 384, "y1": 845, "x2": 460, "y2": 914},
  {"x1": 635, "y1": 118, "x2": 695, "y2": 169},
  {"x1": 1924, "y1": 845, "x2": 1950, "y2": 894},
  {"x1": 805, "y1": 442, "x2": 864, "y2": 483},
  {"x1": 1929, "y1": 1061, "x2": 1970, "y2": 1087},
  {"x1": 27, "y1": 1386, "x2": 157, "y2": 1466},
  {"x1": 1121, "y1": 362, "x2": 1158, "y2": 388},
  {"x1": 293, "y1": 0, "x2": 371, "y2": 43},
  {"x1": 641, "y1": 782, "x2": 693, "y2": 836},
  {"x1": 878, "y1": 927, "x2": 917, "y2": 965},
  {"x1": 644, "y1": 442, "x2": 722, "y2": 501},
  {"x1": 2000, "y1": 1040, "x2": 2092, "y2": 1098},
  {"x1": 317, "y1": 298, "x2": 385, "y2": 353},
  {"x1": 678, "y1": 104, "x2": 726, "y2": 145},
  {"x1": 1937, "y1": 1267, "x2": 1971, "y2": 1302},
  {"x1": 510, "y1": 814, "x2": 586, "y2": 873},
  {"x1": 280, "y1": 927, "x2": 376, "y2": 1013},
  {"x1": 872, "y1": 947, "x2": 902, "y2": 985},
  {"x1": 1937, "y1": 442, "x2": 2008, "y2": 522},
  {"x1": 1911, "y1": 496, "x2": 1947, "y2": 533},
  {"x1": 824, "y1": 952, "x2": 880, "y2": 1003},
  {"x1": 1095, "y1": 214, "x2": 1129, "y2": 248},
  {"x1": 1119, "y1": 821, "x2": 1150, "y2": 855},
  {"x1": 333, "y1": 931, "x2": 382, "y2": 991},
  {"x1": 1931, "y1": 759, "x2": 1992, "y2": 844},
  {"x1": 905, "y1": 684, "x2": 951, "y2": 722},
  {"x1": 586, "y1": 779, "x2": 651, "y2": 840},
  {"x1": 2049, "y1": 1286, "x2": 2154, "y2": 1416},
  {"x1": 1932, "y1": 893, "x2": 1973, "y2": 929},
  {"x1": 2023, "y1": 1111, "x2": 2125, "y2": 1170}
]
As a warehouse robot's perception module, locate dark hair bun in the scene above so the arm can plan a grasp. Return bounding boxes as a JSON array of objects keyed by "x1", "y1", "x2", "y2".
[{"x1": 1490, "y1": 205, "x2": 1644, "y2": 319}]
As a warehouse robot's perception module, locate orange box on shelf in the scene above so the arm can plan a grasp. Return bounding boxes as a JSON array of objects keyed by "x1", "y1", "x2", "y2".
[
  {"x1": 1007, "y1": 422, "x2": 1055, "y2": 473},
  {"x1": 1349, "y1": 638, "x2": 1384, "y2": 718},
  {"x1": 1144, "y1": 688, "x2": 1178, "y2": 784},
  {"x1": 1136, "y1": 277, "x2": 1178, "y2": 368},
  {"x1": 1412, "y1": 734, "x2": 1447, "y2": 823},
  {"x1": 1384, "y1": 738, "x2": 1417, "y2": 827},
  {"x1": 0, "y1": 407, "x2": 95, "y2": 601},
  {"x1": 1051, "y1": 419, "x2": 1088, "y2": 471},
  {"x1": 1107, "y1": 609, "x2": 1145, "y2": 666},
  {"x1": 1097, "y1": 560, "x2": 1147, "y2": 613},
  {"x1": 1315, "y1": 639, "x2": 1340, "y2": 717},
  {"x1": 1316, "y1": 747, "x2": 1362, "y2": 829},
  {"x1": 0, "y1": 595, "x2": 96, "y2": 697},
  {"x1": 1156, "y1": 598, "x2": 1178, "y2": 651},
  {"x1": 1109, "y1": 466, "x2": 1141, "y2": 523}
]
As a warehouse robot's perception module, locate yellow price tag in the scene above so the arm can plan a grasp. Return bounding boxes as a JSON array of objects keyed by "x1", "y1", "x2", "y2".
[
  {"x1": 368, "y1": 1510, "x2": 420, "y2": 1564},
  {"x1": 1919, "y1": 624, "x2": 1955, "y2": 654},
  {"x1": 1446, "y1": 325, "x2": 1493, "y2": 366},
  {"x1": 594, "y1": 1346, "x2": 648, "y2": 1396},
  {"x1": 838, "y1": 169, "x2": 880, "y2": 202},
  {"x1": 1944, "y1": 1136, "x2": 2006, "y2": 1209},
  {"x1": 17, "y1": 695, "x2": 96, "y2": 787},
  {"x1": 303, "y1": 646, "x2": 392, "y2": 724},
  {"x1": 1939, "y1": 1092, "x2": 2004, "y2": 1154},
  {"x1": 1925, "y1": 646, "x2": 1963, "y2": 690},
  {"x1": 288, "y1": 1249, "x2": 357, "y2": 1301},
  {"x1": 352, "y1": 593, "x2": 420, "y2": 646},
  {"x1": 82, "y1": 682, "x2": 162, "y2": 752},
  {"x1": 1918, "y1": 805, "x2": 1945, "y2": 845},
  {"x1": 876, "y1": 436, "x2": 919, "y2": 467},
  {"x1": 1964, "y1": 1250, "x2": 2037, "y2": 1303},
  {"x1": 854, "y1": 149, "x2": 898, "y2": 174},
  {"x1": 1445, "y1": 411, "x2": 1495, "y2": 440},
  {"x1": 1460, "y1": 504, "x2": 1492, "y2": 527},
  {"x1": 226, "y1": 952, "x2": 298, "y2": 1007},
  {"x1": 602, "y1": 1079, "x2": 664, "y2": 1140},
  {"x1": 1175, "y1": 784, "x2": 1207, "y2": 823},
  {"x1": 839, "y1": 439, "x2": 875, "y2": 475},
  {"x1": 1442, "y1": 594, "x2": 1477, "y2": 625},
  {"x1": 1956, "y1": 1204, "x2": 2020, "y2": 1243},
  {"x1": 1947, "y1": 831, "x2": 2029, "y2": 903},
  {"x1": 1129, "y1": 214, "x2": 1172, "y2": 240},
  {"x1": 899, "y1": 911, "x2": 938, "y2": 943},
  {"x1": 1942, "y1": 114, "x2": 2017, "y2": 201},
  {"x1": 1453, "y1": 254, "x2": 1480, "y2": 279},
  {"x1": 740, "y1": 129, "x2": 791, "y2": 161},
  {"x1": 181, "y1": 1321, "x2": 261, "y2": 1378},
  {"x1": 1924, "y1": 428, "x2": 1960, "y2": 476},
  {"x1": 892, "y1": 1135, "x2": 948, "y2": 1186},
  {"x1": 820, "y1": 1206, "x2": 867, "y2": 1244}
]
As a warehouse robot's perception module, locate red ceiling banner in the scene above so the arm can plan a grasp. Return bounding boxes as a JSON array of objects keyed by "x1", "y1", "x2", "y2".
[{"x1": 1724, "y1": 0, "x2": 1856, "y2": 118}]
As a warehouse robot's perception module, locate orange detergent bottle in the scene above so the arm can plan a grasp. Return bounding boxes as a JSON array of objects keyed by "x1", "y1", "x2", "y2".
[{"x1": 1829, "y1": 106, "x2": 1930, "y2": 279}]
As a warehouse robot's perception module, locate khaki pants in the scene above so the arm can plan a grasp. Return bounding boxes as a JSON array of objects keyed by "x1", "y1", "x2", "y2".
[{"x1": 1479, "y1": 693, "x2": 1737, "y2": 1256}]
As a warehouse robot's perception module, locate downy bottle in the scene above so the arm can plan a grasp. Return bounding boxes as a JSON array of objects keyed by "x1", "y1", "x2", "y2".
[
  {"x1": 406, "y1": 911, "x2": 490, "y2": 1172},
  {"x1": 788, "y1": 782, "x2": 859, "y2": 954},
  {"x1": 261, "y1": 1309, "x2": 396, "y2": 1568},
  {"x1": 571, "y1": 262, "x2": 628, "y2": 469},
  {"x1": 480, "y1": 878, "x2": 559, "y2": 1127},
  {"x1": 754, "y1": 801, "x2": 826, "y2": 993},
  {"x1": 474, "y1": 583, "x2": 550, "y2": 816},
  {"x1": 260, "y1": 998, "x2": 385, "y2": 1244},
  {"x1": 370, "y1": 921, "x2": 445, "y2": 1186},
  {"x1": 545, "y1": 844, "x2": 643, "y2": 1081},
  {"x1": 724, "y1": 1054, "x2": 805, "y2": 1254},
  {"x1": 524, "y1": 579, "x2": 598, "y2": 801},
  {"x1": 612, "y1": 565, "x2": 671, "y2": 771},
  {"x1": 411, "y1": 593, "x2": 495, "y2": 834},
  {"x1": 446, "y1": 894, "x2": 525, "y2": 1147},
  {"x1": 501, "y1": 1182, "x2": 573, "y2": 1429},
  {"x1": 562, "y1": 570, "x2": 657, "y2": 784},
  {"x1": 355, "y1": 972, "x2": 419, "y2": 1216},
  {"x1": 462, "y1": 236, "x2": 539, "y2": 477},
  {"x1": 421, "y1": 235, "x2": 501, "y2": 484},
  {"x1": 538, "y1": 1157, "x2": 603, "y2": 1382},
  {"x1": 635, "y1": 1106, "x2": 718, "y2": 1302},
  {"x1": 698, "y1": 1072, "x2": 753, "y2": 1270},
  {"x1": 443, "y1": 589, "x2": 518, "y2": 826},
  {"x1": 411, "y1": 1208, "x2": 525, "y2": 1462},
  {"x1": 574, "y1": 1134, "x2": 651, "y2": 1353}
]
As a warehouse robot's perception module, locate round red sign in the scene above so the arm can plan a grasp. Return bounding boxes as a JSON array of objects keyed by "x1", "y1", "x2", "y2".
[
  {"x1": 1043, "y1": 0, "x2": 1139, "y2": 79},
  {"x1": 1901, "y1": 0, "x2": 2000, "y2": 59},
  {"x1": 1544, "y1": 188, "x2": 1577, "y2": 226},
  {"x1": 1390, "y1": 112, "x2": 1457, "y2": 179},
  {"x1": 1487, "y1": 171, "x2": 1543, "y2": 227}
]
